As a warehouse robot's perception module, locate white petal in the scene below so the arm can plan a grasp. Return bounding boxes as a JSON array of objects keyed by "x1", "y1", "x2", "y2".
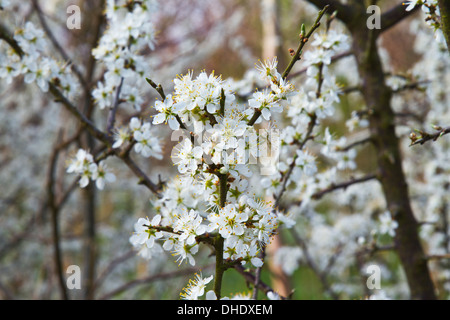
[
  {"x1": 134, "y1": 143, "x2": 143, "y2": 154},
  {"x1": 146, "y1": 237, "x2": 155, "y2": 248},
  {"x1": 129, "y1": 117, "x2": 141, "y2": 130},
  {"x1": 206, "y1": 291, "x2": 217, "y2": 300},
  {"x1": 112, "y1": 139, "x2": 123, "y2": 149},
  {"x1": 261, "y1": 108, "x2": 271, "y2": 120},
  {"x1": 234, "y1": 225, "x2": 244, "y2": 236},
  {"x1": 251, "y1": 257, "x2": 263, "y2": 267},
  {"x1": 151, "y1": 214, "x2": 162, "y2": 226},
  {"x1": 96, "y1": 178, "x2": 105, "y2": 190},
  {"x1": 168, "y1": 116, "x2": 180, "y2": 130},
  {"x1": 206, "y1": 103, "x2": 218, "y2": 114},
  {"x1": 152, "y1": 113, "x2": 166, "y2": 125},
  {"x1": 163, "y1": 239, "x2": 174, "y2": 251},
  {"x1": 196, "y1": 225, "x2": 206, "y2": 236},
  {"x1": 133, "y1": 232, "x2": 148, "y2": 245},
  {"x1": 192, "y1": 146, "x2": 203, "y2": 159},
  {"x1": 79, "y1": 176, "x2": 90, "y2": 188},
  {"x1": 133, "y1": 130, "x2": 143, "y2": 141}
]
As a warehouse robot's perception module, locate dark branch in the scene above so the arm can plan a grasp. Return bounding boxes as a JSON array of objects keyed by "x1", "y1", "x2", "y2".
[
  {"x1": 98, "y1": 264, "x2": 214, "y2": 300},
  {"x1": 0, "y1": 22, "x2": 24, "y2": 57},
  {"x1": 290, "y1": 228, "x2": 338, "y2": 299},
  {"x1": 338, "y1": 137, "x2": 373, "y2": 152},
  {"x1": 439, "y1": 0, "x2": 450, "y2": 51},
  {"x1": 106, "y1": 77, "x2": 124, "y2": 135},
  {"x1": 409, "y1": 126, "x2": 450, "y2": 146},
  {"x1": 380, "y1": 2, "x2": 421, "y2": 33},
  {"x1": 49, "y1": 83, "x2": 113, "y2": 145},
  {"x1": 47, "y1": 134, "x2": 69, "y2": 300},
  {"x1": 304, "y1": 0, "x2": 355, "y2": 25},
  {"x1": 287, "y1": 49, "x2": 353, "y2": 80},
  {"x1": 234, "y1": 265, "x2": 287, "y2": 299},
  {"x1": 32, "y1": 0, "x2": 88, "y2": 90},
  {"x1": 311, "y1": 173, "x2": 378, "y2": 200}
]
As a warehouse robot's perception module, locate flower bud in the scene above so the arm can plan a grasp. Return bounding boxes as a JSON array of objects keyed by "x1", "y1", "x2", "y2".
[
  {"x1": 432, "y1": 124, "x2": 442, "y2": 131},
  {"x1": 219, "y1": 166, "x2": 229, "y2": 174}
]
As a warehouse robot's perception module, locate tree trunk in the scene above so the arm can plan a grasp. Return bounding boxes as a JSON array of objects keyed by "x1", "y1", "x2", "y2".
[
  {"x1": 350, "y1": 23, "x2": 436, "y2": 300},
  {"x1": 305, "y1": 0, "x2": 437, "y2": 300},
  {"x1": 438, "y1": 0, "x2": 450, "y2": 52}
]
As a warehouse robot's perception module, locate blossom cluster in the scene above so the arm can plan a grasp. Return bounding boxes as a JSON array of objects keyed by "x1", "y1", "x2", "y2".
[
  {"x1": 180, "y1": 273, "x2": 214, "y2": 300},
  {"x1": 404, "y1": 0, "x2": 445, "y2": 44},
  {"x1": 129, "y1": 57, "x2": 300, "y2": 276},
  {"x1": 0, "y1": 21, "x2": 78, "y2": 98},
  {"x1": 92, "y1": 0, "x2": 158, "y2": 111},
  {"x1": 126, "y1": 21, "x2": 393, "y2": 300},
  {"x1": 113, "y1": 117, "x2": 163, "y2": 160},
  {"x1": 179, "y1": 272, "x2": 281, "y2": 300},
  {"x1": 66, "y1": 149, "x2": 116, "y2": 190},
  {"x1": 2, "y1": 0, "x2": 448, "y2": 300},
  {"x1": 260, "y1": 29, "x2": 355, "y2": 201}
]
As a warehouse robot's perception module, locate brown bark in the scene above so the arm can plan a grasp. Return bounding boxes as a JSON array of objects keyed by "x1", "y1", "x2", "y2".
[
  {"x1": 349, "y1": 18, "x2": 436, "y2": 302},
  {"x1": 438, "y1": 0, "x2": 450, "y2": 51},
  {"x1": 306, "y1": 0, "x2": 437, "y2": 300},
  {"x1": 77, "y1": 0, "x2": 106, "y2": 300}
]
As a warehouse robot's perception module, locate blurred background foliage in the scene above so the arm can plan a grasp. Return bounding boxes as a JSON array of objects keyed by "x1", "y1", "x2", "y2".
[{"x1": 0, "y1": 0, "x2": 430, "y2": 300}]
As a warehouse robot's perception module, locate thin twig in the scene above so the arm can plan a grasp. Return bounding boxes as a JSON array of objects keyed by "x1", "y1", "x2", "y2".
[
  {"x1": 107, "y1": 77, "x2": 124, "y2": 135},
  {"x1": 274, "y1": 109, "x2": 317, "y2": 209},
  {"x1": 248, "y1": 5, "x2": 330, "y2": 126},
  {"x1": 49, "y1": 83, "x2": 113, "y2": 145},
  {"x1": 380, "y1": 2, "x2": 421, "y2": 33},
  {"x1": 311, "y1": 174, "x2": 378, "y2": 200},
  {"x1": 281, "y1": 5, "x2": 330, "y2": 80},
  {"x1": 47, "y1": 84, "x2": 161, "y2": 194},
  {"x1": 234, "y1": 265, "x2": 287, "y2": 300},
  {"x1": 0, "y1": 22, "x2": 24, "y2": 57},
  {"x1": 93, "y1": 249, "x2": 136, "y2": 292},
  {"x1": 290, "y1": 228, "x2": 338, "y2": 300},
  {"x1": 47, "y1": 132, "x2": 69, "y2": 300},
  {"x1": 251, "y1": 248, "x2": 266, "y2": 300},
  {"x1": 305, "y1": 0, "x2": 354, "y2": 24},
  {"x1": 31, "y1": 0, "x2": 88, "y2": 90},
  {"x1": 392, "y1": 80, "x2": 430, "y2": 93},
  {"x1": 426, "y1": 254, "x2": 450, "y2": 260},
  {"x1": 409, "y1": 126, "x2": 450, "y2": 146},
  {"x1": 287, "y1": 50, "x2": 353, "y2": 80},
  {"x1": 98, "y1": 264, "x2": 214, "y2": 300},
  {"x1": 338, "y1": 137, "x2": 373, "y2": 152}
]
